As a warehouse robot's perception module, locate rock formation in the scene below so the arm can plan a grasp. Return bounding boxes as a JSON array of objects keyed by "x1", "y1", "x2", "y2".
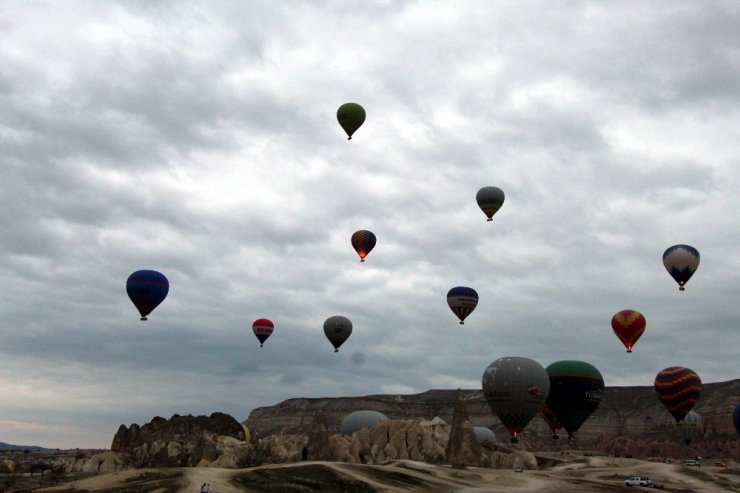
[
  {"x1": 446, "y1": 389, "x2": 481, "y2": 467},
  {"x1": 111, "y1": 412, "x2": 245, "y2": 468},
  {"x1": 306, "y1": 410, "x2": 331, "y2": 461},
  {"x1": 245, "y1": 379, "x2": 740, "y2": 459}
]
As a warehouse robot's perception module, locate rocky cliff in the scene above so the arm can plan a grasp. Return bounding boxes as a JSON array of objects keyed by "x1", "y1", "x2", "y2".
[{"x1": 245, "y1": 379, "x2": 740, "y2": 459}]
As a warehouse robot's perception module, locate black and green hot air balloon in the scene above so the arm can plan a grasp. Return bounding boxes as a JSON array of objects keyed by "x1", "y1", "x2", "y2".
[
  {"x1": 337, "y1": 103, "x2": 366, "y2": 140},
  {"x1": 545, "y1": 360, "x2": 604, "y2": 439}
]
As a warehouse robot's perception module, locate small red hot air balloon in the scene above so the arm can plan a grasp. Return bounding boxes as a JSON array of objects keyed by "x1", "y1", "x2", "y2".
[
  {"x1": 252, "y1": 318, "x2": 274, "y2": 347},
  {"x1": 611, "y1": 309, "x2": 646, "y2": 353}
]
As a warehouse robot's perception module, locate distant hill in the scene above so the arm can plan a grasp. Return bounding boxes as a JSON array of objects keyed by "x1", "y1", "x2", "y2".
[{"x1": 0, "y1": 441, "x2": 48, "y2": 451}]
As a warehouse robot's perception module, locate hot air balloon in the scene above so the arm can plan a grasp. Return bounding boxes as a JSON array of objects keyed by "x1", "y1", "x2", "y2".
[
  {"x1": 340, "y1": 410, "x2": 388, "y2": 436},
  {"x1": 351, "y1": 230, "x2": 376, "y2": 262},
  {"x1": 663, "y1": 244, "x2": 700, "y2": 291},
  {"x1": 734, "y1": 403, "x2": 740, "y2": 435},
  {"x1": 476, "y1": 186, "x2": 505, "y2": 222},
  {"x1": 481, "y1": 356, "x2": 550, "y2": 443},
  {"x1": 337, "y1": 103, "x2": 366, "y2": 140},
  {"x1": 324, "y1": 315, "x2": 352, "y2": 352},
  {"x1": 472, "y1": 427, "x2": 496, "y2": 447},
  {"x1": 252, "y1": 318, "x2": 274, "y2": 347},
  {"x1": 447, "y1": 287, "x2": 478, "y2": 324},
  {"x1": 126, "y1": 270, "x2": 169, "y2": 321},
  {"x1": 540, "y1": 404, "x2": 563, "y2": 439},
  {"x1": 677, "y1": 411, "x2": 702, "y2": 445},
  {"x1": 545, "y1": 360, "x2": 604, "y2": 439},
  {"x1": 611, "y1": 309, "x2": 646, "y2": 353},
  {"x1": 654, "y1": 367, "x2": 702, "y2": 422}
]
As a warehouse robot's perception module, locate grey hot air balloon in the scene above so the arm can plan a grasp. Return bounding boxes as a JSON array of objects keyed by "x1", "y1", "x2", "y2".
[
  {"x1": 340, "y1": 410, "x2": 388, "y2": 436},
  {"x1": 323, "y1": 315, "x2": 352, "y2": 352},
  {"x1": 677, "y1": 411, "x2": 702, "y2": 445},
  {"x1": 481, "y1": 356, "x2": 550, "y2": 443},
  {"x1": 476, "y1": 186, "x2": 505, "y2": 222},
  {"x1": 473, "y1": 426, "x2": 496, "y2": 447}
]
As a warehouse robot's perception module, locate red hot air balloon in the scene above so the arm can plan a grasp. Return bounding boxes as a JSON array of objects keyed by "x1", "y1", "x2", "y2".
[
  {"x1": 351, "y1": 230, "x2": 376, "y2": 262},
  {"x1": 654, "y1": 367, "x2": 702, "y2": 422},
  {"x1": 611, "y1": 309, "x2": 646, "y2": 353},
  {"x1": 252, "y1": 318, "x2": 274, "y2": 347}
]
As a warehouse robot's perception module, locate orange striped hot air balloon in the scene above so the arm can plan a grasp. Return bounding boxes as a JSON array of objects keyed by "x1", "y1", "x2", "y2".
[
  {"x1": 654, "y1": 367, "x2": 702, "y2": 422},
  {"x1": 611, "y1": 309, "x2": 646, "y2": 353}
]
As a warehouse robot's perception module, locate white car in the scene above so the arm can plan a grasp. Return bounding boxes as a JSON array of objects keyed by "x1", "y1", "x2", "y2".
[
  {"x1": 514, "y1": 465, "x2": 523, "y2": 472},
  {"x1": 624, "y1": 476, "x2": 651, "y2": 487},
  {"x1": 684, "y1": 459, "x2": 700, "y2": 466}
]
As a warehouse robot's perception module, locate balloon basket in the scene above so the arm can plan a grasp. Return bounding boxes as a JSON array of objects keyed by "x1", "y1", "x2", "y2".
[
  {"x1": 334, "y1": 349, "x2": 339, "y2": 353},
  {"x1": 140, "y1": 317, "x2": 148, "y2": 321},
  {"x1": 487, "y1": 218, "x2": 492, "y2": 222},
  {"x1": 679, "y1": 286, "x2": 685, "y2": 291}
]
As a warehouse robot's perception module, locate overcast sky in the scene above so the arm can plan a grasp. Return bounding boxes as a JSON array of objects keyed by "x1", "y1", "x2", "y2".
[{"x1": 1, "y1": 1, "x2": 739, "y2": 449}]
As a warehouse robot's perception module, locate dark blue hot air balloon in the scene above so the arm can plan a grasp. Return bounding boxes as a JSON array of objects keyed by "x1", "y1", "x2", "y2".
[
  {"x1": 126, "y1": 270, "x2": 169, "y2": 321},
  {"x1": 447, "y1": 286, "x2": 478, "y2": 324},
  {"x1": 662, "y1": 244, "x2": 700, "y2": 291}
]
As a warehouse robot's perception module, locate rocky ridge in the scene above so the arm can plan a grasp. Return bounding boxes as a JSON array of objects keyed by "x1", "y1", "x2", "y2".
[{"x1": 245, "y1": 379, "x2": 740, "y2": 459}]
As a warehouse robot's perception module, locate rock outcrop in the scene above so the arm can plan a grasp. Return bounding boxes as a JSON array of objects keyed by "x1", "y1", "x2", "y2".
[
  {"x1": 111, "y1": 412, "x2": 246, "y2": 468},
  {"x1": 446, "y1": 390, "x2": 481, "y2": 468},
  {"x1": 245, "y1": 379, "x2": 740, "y2": 459}
]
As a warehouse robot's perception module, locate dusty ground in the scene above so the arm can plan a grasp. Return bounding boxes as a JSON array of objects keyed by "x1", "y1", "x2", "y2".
[{"x1": 26, "y1": 456, "x2": 740, "y2": 492}]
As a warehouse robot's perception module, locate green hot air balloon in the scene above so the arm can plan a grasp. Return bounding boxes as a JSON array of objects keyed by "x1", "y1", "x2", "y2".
[
  {"x1": 337, "y1": 103, "x2": 366, "y2": 140},
  {"x1": 482, "y1": 356, "x2": 550, "y2": 443},
  {"x1": 545, "y1": 361, "x2": 604, "y2": 439},
  {"x1": 476, "y1": 186, "x2": 505, "y2": 222}
]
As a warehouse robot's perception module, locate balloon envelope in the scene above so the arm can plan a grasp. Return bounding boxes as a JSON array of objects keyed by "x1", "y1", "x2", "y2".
[
  {"x1": 126, "y1": 270, "x2": 169, "y2": 321},
  {"x1": 323, "y1": 315, "x2": 352, "y2": 352},
  {"x1": 481, "y1": 356, "x2": 550, "y2": 442},
  {"x1": 545, "y1": 360, "x2": 604, "y2": 438},
  {"x1": 677, "y1": 411, "x2": 702, "y2": 445},
  {"x1": 476, "y1": 186, "x2": 505, "y2": 221},
  {"x1": 447, "y1": 286, "x2": 478, "y2": 324},
  {"x1": 663, "y1": 244, "x2": 700, "y2": 290},
  {"x1": 472, "y1": 427, "x2": 496, "y2": 447},
  {"x1": 337, "y1": 103, "x2": 366, "y2": 139},
  {"x1": 611, "y1": 309, "x2": 646, "y2": 353},
  {"x1": 654, "y1": 366, "x2": 702, "y2": 422},
  {"x1": 351, "y1": 230, "x2": 376, "y2": 262},
  {"x1": 340, "y1": 410, "x2": 388, "y2": 436},
  {"x1": 252, "y1": 318, "x2": 274, "y2": 347}
]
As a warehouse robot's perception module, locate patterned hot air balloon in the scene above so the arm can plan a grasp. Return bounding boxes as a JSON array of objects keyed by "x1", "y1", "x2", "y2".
[
  {"x1": 323, "y1": 315, "x2": 352, "y2": 352},
  {"x1": 337, "y1": 103, "x2": 366, "y2": 140},
  {"x1": 540, "y1": 404, "x2": 564, "y2": 439},
  {"x1": 447, "y1": 286, "x2": 479, "y2": 324},
  {"x1": 252, "y1": 318, "x2": 274, "y2": 347},
  {"x1": 677, "y1": 411, "x2": 702, "y2": 445},
  {"x1": 476, "y1": 186, "x2": 505, "y2": 222},
  {"x1": 126, "y1": 270, "x2": 169, "y2": 321},
  {"x1": 545, "y1": 360, "x2": 604, "y2": 439},
  {"x1": 351, "y1": 230, "x2": 376, "y2": 262},
  {"x1": 654, "y1": 366, "x2": 702, "y2": 422},
  {"x1": 611, "y1": 309, "x2": 646, "y2": 353},
  {"x1": 663, "y1": 244, "x2": 700, "y2": 291},
  {"x1": 482, "y1": 356, "x2": 550, "y2": 443}
]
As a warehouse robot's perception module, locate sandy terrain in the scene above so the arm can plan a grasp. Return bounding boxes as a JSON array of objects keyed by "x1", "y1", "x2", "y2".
[{"x1": 31, "y1": 456, "x2": 739, "y2": 492}]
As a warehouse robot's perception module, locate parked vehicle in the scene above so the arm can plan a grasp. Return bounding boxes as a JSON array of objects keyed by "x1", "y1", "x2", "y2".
[
  {"x1": 624, "y1": 476, "x2": 652, "y2": 487},
  {"x1": 684, "y1": 459, "x2": 700, "y2": 467},
  {"x1": 514, "y1": 465, "x2": 523, "y2": 472}
]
